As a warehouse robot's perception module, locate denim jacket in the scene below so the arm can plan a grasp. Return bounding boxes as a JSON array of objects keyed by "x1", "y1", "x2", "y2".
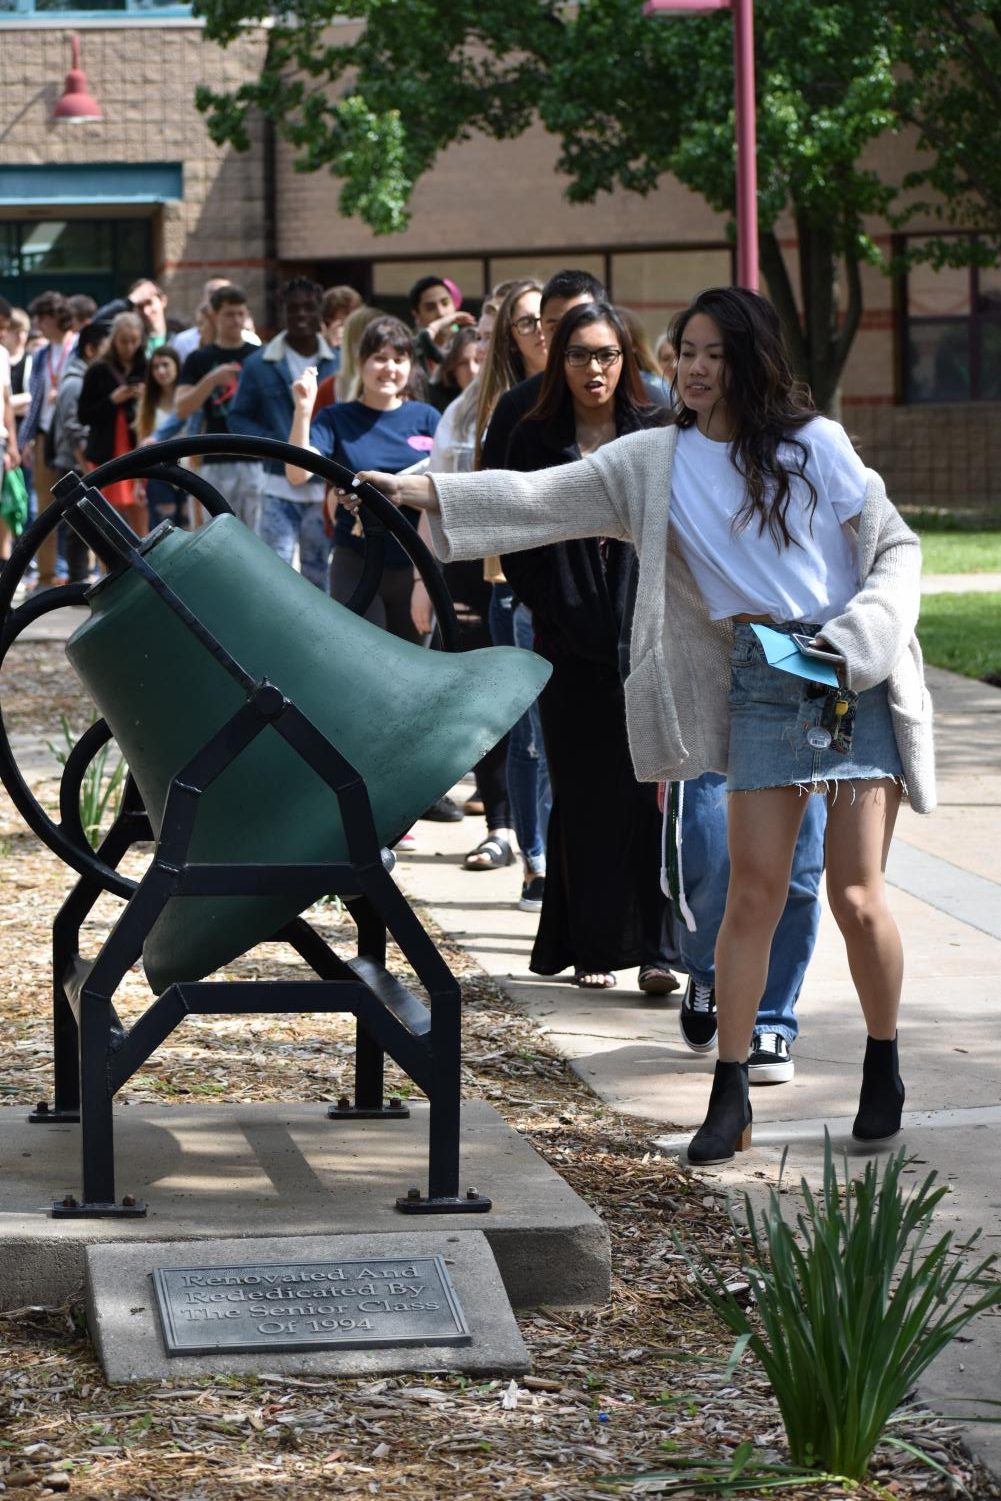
[{"x1": 228, "y1": 331, "x2": 337, "y2": 476}]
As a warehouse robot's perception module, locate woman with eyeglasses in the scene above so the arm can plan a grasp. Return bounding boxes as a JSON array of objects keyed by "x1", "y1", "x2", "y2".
[
  {"x1": 490, "y1": 301, "x2": 678, "y2": 991},
  {"x1": 356, "y1": 285, "x2": 932, "y2": 1166}
]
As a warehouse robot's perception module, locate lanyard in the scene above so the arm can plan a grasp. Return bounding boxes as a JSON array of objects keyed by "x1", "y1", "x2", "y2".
[{"x1": 47, "y1": 337, "x2": 72, "y2": 397}]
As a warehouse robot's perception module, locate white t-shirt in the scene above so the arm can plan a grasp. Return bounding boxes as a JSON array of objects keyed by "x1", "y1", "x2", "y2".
[
  {"x1": 39, "y1": 337, "x2": 75, "y2": 435},
  {"x1": 267, "y1": 344, "x2": 325, "y2": 503},
  {"x1": 428, "y1": 391, "x2": 476, "y2": 474},
  {"x1": 669, "y1": 416, "x2": 867, "y2": 623}
]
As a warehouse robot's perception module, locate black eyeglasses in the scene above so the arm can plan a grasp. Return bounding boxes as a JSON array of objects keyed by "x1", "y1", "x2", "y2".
[
  {"x1": 512, "y1": 314, "x2": 542, "y2": 335},
  {"x1": 565, "y1": 346, "x2": 623, "y2": 369}
]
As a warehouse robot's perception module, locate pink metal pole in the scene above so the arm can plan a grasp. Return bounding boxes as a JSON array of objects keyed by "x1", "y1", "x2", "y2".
[{"x1": 732, "y1": 0, "x2": 759, "y2": 289}]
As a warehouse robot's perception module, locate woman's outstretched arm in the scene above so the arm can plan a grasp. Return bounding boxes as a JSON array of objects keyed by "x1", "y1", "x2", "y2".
[{"x1": 358, "y1": 449, "x2": 631, "y2": 564}]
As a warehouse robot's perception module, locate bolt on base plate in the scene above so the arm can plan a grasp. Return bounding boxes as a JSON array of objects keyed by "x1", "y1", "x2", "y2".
[
  {"x1": 29, "y1": 1102, "x2": 81, "y2": 1124},
  {"x1": 327, "y1": 1096, "x2": 410, "y2": 1120},
  {"x1": 51, "y1": 1197, "x2": 148, "y2": 1218},
  {"x1": 395, "y1": 1187, "x2": 492, "y2": 1214}
]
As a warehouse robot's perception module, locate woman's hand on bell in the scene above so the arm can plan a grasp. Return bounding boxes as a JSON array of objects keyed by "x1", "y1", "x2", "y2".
[{"x1": 354, "y1": 470, "x2": 436, "y2": 511}]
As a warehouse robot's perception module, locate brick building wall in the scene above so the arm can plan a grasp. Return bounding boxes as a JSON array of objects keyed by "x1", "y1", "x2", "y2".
[
  {"x1": 0, "y1": 22, "x2": 272, "y2": 326},
  {"x1": 849, "y1": 403, "x2": 1000, "y2": 515}
]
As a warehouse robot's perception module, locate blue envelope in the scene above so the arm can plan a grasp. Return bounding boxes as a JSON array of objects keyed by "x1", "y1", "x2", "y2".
[{"x1": 750, "y1": 623, "x2": 840, "y2": 687}]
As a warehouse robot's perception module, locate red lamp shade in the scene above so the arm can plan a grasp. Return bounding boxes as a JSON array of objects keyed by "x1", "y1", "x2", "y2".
[{"x1": 53, "y1": 34, "x2": 103, "y2": 122}]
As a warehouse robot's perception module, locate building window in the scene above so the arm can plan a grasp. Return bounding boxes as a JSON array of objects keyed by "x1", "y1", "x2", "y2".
[
  {"x1": 0, "y1": 0, "x2": 190, "y2": 15},
  {"x1": 0, "y1": 216, "x2": 151, "y2": 306},
  {"x1": 903, "y1": 237, "x2": 1001, "y2": 403}
]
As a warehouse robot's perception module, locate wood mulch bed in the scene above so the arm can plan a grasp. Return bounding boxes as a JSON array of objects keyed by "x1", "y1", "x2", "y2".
[{"x1": 0, "y1": 639, "x2": 995, "y2": 1499}]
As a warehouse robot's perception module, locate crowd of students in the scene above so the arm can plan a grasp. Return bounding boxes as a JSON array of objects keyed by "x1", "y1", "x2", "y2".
[{"x1": 0, "y1": 265, "x2": 931, "y2": 1166}]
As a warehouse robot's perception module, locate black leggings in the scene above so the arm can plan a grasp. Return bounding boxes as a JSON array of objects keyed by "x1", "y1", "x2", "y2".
[{"x1": 329, "y1": 545, "x2": 421, "y2": 645}]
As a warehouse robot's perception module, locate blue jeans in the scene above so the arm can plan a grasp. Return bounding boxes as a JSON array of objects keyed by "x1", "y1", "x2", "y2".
[
  {"x1": 489, "y1": 584, "x2": 551, "y2": 867},
  {"x1": 258, "y1": 494, "x2": 329, "y2": 591},
  {"x1": 146, "y1": 476, "x2": 188, "y2": 531},
  {"x1": 678, "y1": 771, "x2": 825, "y2": 1042}
]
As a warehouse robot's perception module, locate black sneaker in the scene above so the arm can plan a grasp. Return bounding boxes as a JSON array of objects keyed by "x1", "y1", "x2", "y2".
[
  {"x1": 747, "y1": 1031, "x2": 794, "y2": 1084},
  {"x1": 420, "y1": 795, "x2": 464, "y2": 822},
  {"x1": 518, "y1": 875, "x2": 545, "y2": 912},
  {"x1": 680, "y1": 976, "x2": 717, "y2": 1053}
]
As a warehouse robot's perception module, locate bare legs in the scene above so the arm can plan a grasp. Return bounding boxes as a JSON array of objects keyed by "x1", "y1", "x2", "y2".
[
  {"x1": 823, "y1": 779, "x2": 902, "y2": 1038},
  {"x1": 695, "y1": 777, "x2": 906, "y2": 1158},
  {"x1": 714, "y1": 786, "x2": 809, "y2": 1060},
  {"x1": 714, "y1": 778, "x2": 903, "y2": 1055}
]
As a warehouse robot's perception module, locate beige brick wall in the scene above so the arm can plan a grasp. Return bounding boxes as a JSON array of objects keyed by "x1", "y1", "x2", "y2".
[
  {"x1": 276, "y1": 117, "x2": 724, "y2": 263},
  {"x1": 850, "y1": 404, "x2": 1001, "y2": 514},
  {"x1": 0, "y1": 23, "x2": 272, "y2": 325}
]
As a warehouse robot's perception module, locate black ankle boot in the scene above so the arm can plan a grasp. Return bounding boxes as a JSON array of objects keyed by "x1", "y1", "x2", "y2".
[
  {"x1": 852, "y1": 1034, "x2": 905, "y2": 1142},
  {"x1": 688, "y1": 1060, "x2": 752, "y2": 1165}
]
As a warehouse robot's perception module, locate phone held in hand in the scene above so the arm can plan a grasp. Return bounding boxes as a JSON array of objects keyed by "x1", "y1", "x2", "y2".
[{"x1": 791, "y1": 632, "x2": 844, "y2": 666}]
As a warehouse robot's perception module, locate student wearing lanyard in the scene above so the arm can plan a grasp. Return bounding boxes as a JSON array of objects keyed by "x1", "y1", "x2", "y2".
[{"x1": 18, "y1": 292, "x2": 76, "y2": 589}]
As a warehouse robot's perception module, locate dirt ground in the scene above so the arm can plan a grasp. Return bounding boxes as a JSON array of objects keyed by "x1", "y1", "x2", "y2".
[{"x1": 0, "y1": 639, "x2": 996, "y2": 1500}]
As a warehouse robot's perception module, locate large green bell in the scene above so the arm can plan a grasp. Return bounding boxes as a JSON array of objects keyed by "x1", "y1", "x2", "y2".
[{"x1": 66, "y1": 516, "x2": 550, "y2": 994}]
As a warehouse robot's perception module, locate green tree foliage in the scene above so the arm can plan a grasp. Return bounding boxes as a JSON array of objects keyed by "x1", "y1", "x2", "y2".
[
  {"x1": 892, "y1": 0, "x2": 1001, "y2": 262},
  {"x1": 194, "y1": 0, "x2": 1001, "y2": 410}
]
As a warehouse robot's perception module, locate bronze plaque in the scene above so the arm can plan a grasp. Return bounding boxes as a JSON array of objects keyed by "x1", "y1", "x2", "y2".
[{"x1": 153, "y1": 1254, "x2": 470, "y2": 1355}]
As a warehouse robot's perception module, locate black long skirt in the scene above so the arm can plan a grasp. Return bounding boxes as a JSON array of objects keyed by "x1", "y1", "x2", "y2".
[{"x1": 530, "y1": 651, "x2": 675, "y2": 977}]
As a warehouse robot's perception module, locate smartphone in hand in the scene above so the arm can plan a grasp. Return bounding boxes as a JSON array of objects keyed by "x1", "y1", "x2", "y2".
[{"x1": 792, "y1": 632, "x2": 844, "y2": 666}]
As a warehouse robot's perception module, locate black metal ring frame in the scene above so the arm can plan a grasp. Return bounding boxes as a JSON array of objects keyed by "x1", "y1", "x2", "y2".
[{"x1": 0, "y1": 434, "x2": 456, "y2": 898}]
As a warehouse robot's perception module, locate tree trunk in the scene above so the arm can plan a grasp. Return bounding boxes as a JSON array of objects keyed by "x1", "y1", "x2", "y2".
[{"x1": 795, "y1": 216, "x2": 863, "y2": 415}]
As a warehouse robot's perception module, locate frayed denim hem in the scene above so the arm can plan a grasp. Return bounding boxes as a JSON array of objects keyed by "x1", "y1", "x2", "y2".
[{"x1": 729, "y1": 774, "x2": 908, "y2": 803}]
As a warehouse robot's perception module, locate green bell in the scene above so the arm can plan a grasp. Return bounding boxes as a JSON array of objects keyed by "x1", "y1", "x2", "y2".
[{"x1": 65, "y1": 515, "x2": 550, "y2": 994}]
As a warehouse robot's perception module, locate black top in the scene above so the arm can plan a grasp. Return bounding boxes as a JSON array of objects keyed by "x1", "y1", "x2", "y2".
[
  {"x1": 178, "y1": 341, "x2": 258, "y2": 461},
  {"x1": 480, "y1": 374, "x2": 543, "y2": 471},
  {"x1": 78, "y1": 354, "x2": 147, "y2": 465},
  {"x1": 499, "y1": 395, "x2": 655, "y2": 666}
]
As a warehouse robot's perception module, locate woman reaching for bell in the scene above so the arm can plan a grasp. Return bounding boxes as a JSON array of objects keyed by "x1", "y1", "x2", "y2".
[{"x1": 354, "y1": 285, "x2": 933, "y2": 1167}]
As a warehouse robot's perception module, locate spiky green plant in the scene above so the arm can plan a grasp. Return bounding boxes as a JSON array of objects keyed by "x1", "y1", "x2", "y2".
[
  {"x1": 682, "y1": 1133, "x2": 1001, "y2": 1480},
  {"x1": 45, "y1": 714, "x2": 128, "y2": 850}
]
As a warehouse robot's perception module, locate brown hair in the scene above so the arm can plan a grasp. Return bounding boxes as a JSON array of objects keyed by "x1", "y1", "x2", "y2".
[
  {"x1": 322, "y1": 284, "x2": 363, "y2": 322},
  {"x1": 137, "y1": 344, "x2": 181, "y2": 440},
  {"x1": 618, "y1": 308, "x2": 660, "y2": 378},
  {"x1": 474, "y1": 278, "x2": 542, "y2": 466},
  {"x1": 28, "y1": 291, "x2": 72, "y2": 331},
  {"x1": 357, "y1": 314, "x2": 414, "y2": 364}
]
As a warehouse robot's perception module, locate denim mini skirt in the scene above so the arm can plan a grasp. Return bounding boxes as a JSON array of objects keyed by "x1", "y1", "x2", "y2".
[{"x1": 726, "y1": 622, "x2": 904, "y2": 794}]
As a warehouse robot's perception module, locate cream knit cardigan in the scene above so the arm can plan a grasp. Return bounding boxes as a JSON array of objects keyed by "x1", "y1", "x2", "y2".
[{"x1": 430, "y1": 424, "x2": 936, "y2": 814}]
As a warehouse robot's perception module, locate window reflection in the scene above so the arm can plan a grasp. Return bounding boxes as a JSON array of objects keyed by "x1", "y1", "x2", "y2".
[{"x1": 904, "y1": 238, "x2": 1001, "y2": 404}]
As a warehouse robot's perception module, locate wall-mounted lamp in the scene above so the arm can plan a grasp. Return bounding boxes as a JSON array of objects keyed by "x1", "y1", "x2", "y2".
[{"x1": 53, "y1": 34, "x2": 103, "y2": 123}]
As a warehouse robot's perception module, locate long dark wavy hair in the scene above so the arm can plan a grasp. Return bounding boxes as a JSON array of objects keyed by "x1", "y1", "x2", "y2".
[
  {"x1": 670, "y1": 287, "x2": 818, "y2": 548},
  {"x1": 527, "y1": 301, "x2": 651, "y2": 430}
]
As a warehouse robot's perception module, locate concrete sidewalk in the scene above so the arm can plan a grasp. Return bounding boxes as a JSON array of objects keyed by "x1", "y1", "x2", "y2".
[{"x1": 394, "y1": 661, "x2": 1001, "y2": 1479}]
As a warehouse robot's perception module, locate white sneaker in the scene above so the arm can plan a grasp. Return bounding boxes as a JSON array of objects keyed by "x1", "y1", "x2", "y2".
[
  {"x1": 393, "y1": 829, "x2": 418, "y2": 853},
  {"x1": 747, "y1": 1031, "x2": 794, "y2": 1084}
]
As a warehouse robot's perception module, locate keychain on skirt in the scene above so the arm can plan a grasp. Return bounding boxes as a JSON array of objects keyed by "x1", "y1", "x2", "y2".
[{"x1": 806, "y1": 685, "x2": 859, "y2": 755}]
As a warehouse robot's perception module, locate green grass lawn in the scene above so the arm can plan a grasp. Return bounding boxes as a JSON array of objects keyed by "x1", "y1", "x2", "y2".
[
  {"x1": 918, "y1": 591, "x2": 1001, "y2": 681},
  {"x1": 917, "y1": 530, "x2": 1001, "y2": 573}
]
